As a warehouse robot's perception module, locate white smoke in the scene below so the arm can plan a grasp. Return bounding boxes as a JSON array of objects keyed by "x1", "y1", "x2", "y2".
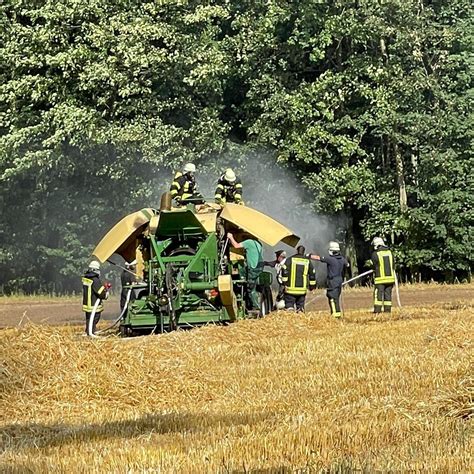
[{"x1": 142, "y1": 151, "x2": 343, "y2": 285}]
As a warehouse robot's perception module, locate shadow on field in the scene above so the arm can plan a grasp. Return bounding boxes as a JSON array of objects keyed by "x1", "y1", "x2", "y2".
[{"x1": 0, "y1": 411, "x2": 272, "y2": 453}]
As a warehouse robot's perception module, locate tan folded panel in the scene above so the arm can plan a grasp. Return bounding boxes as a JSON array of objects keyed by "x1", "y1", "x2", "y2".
[
  {"x1": 92, "y1": 208, "x2": 155, "y2": 263},
  {"x1": 220, "y1": 203, "x2": 300, "y2": 247}
]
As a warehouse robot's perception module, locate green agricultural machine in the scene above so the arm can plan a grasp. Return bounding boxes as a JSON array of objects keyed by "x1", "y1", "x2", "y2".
[{"x1": 92, "y1": 194, "x2": 299, "y2": 336}]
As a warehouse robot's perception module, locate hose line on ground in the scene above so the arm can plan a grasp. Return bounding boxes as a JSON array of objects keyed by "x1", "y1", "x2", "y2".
[
  {"x1": 96, "y1": 289, "x2": 132, "y2": 335},
  {"x1": 87, "y1": 299, "x2": 101, "y2": 337}
]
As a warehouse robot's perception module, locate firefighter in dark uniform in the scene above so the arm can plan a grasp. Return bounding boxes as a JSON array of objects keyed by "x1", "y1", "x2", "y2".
[
  {"x1": 170, "y1": 163, "x2": 203, "y2": 205},
  {"x1": 309, "y1": 241, "x2": 349, "y2": 318},
  {"x1": 120, "y1": 260, "x2": 137, "y2": 312},
  {"x1": 281, "y1": 246, "x2": 316, "y2": 312},
  {"x1": 82, "y1": 260, "x2": 108, "y2": 335},
  {"x1": 215, "y1": 168, "x2": 243, "y2": 205},
  {"x1": 264, "y1": 250, "x2": 286, "y2": 310},
  {"x1": 371, "y1": 237, "x2": 395, "y2": 313}
]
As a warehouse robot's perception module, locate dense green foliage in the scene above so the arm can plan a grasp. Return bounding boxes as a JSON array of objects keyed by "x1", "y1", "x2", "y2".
[{"x1": 0, "y1": 0, "x2": 472, "y2": 292}]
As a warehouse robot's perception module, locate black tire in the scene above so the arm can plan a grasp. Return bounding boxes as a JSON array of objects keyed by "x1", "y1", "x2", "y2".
[
  {"x1": 259, "y1": 286, "x2": 273, "y2": 317},
  {"x1": 119, "y1": 325, "x2": 132, "y2": 337},
  {"x1": 265, "y1": 286, "x2": 273, "y2": 313},
  {"x1": 259, "y1": 292, "x2": 266, "y2": 317}
]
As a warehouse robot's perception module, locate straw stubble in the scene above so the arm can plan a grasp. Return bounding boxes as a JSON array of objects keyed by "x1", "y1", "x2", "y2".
[{"x1": 1, "y1": 304, "x2": 473, "y2": 472}]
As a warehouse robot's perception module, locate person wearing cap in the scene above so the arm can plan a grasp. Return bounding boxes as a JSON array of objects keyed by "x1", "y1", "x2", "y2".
[
  {"x1": 370, "y1": 237, "x2": 395, "y2": 313},
  {"x1": 120, "y1": 260, "x2": 137, "y2": 312},
  {"x1": 281, "y1": 246, "x2": 316, "y2": 312},
  {"x1": 215, "y1": 168, "x2": 243, "y2": 205},
  {"x1": 309, "y1": 242, "x2": 349, "y2": 318},
  {"x1": 170, "y1": 163, "x2": 203, "y2": 205},
  {"x1": 82, "y1": 260, "x2": 109, "y2": 335},
  {"x1": 264, "y1": 250, "x2": 287, "y2": 309}
]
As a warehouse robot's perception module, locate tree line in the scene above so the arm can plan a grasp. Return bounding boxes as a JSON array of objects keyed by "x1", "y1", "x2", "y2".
[{"x1": 0, "y1": 0, "x2": 472, "y2": 293}]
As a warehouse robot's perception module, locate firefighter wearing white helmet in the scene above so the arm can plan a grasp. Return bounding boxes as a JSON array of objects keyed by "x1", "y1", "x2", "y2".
[
  {"x1": 308, "y1": 241, "x2": 349, "y2": 318},
  {"x1": 170, "y1": 162, "x2": 203, "y2": 205},
  {"x1": 82, "y1": 260, "x2": 109, "y2": 335},
  {"x1": 370, "y1": 237, "x2": 395, "y2": 313},
  {"x1": 215, "y1": 168, "x2": 243, "y2": 205}
]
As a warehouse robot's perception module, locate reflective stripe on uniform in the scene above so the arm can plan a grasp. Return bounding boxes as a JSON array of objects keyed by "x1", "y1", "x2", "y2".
[
  {"x1": 82, "y1": 277, "x2": 93, "y2": 311},
  {"x1": 374, "y1": 250, "x2": 395, "y2": 284},
  {"x1": 170, "y1": 181, "x2": 180, "y2": 196},
  {"x1": 286, "y1": 258, "x2": 309, "y2": 295},
  {"x1": 82, "y1": 277, "x2": 104, "y2": 312},
  {"x1": 281, "y1": 264, "x2": 288, "y2": 282},
  {"x1": 374, "y1": 287, "x2": 383, "y2": 306}
]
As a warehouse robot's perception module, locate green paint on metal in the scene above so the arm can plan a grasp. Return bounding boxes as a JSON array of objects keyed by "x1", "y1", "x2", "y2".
[{"x1": 121, "y1": 204, "x2": 272, "y2": 336}]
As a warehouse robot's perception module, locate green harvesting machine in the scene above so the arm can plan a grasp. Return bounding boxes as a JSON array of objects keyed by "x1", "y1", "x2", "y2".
[{"x1": 92, "y1": 194, "x2": 299, "y2": 335}]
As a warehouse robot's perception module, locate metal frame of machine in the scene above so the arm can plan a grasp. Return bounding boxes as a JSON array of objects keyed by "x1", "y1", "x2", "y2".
[{"x1": 91, "y1": 195, "x2": 299, "y2": 336}]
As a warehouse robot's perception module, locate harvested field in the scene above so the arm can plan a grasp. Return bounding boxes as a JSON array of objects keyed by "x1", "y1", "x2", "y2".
[
  {"x1": 1, "y1": 283, "x2": 473, "y2": 328},
  {"x1": 1, "y1": 294, "x2": 473, "y2": 472}
]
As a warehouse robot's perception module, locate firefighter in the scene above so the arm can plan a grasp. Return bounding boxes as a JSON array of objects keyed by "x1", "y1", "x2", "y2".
[
  {"x1": 371, "y1": 237, "x2": 395, "y2": 313},
  {"x1": 264, "y1": 250, "x2": 286, "y2": 310},
  {"x1": 281, "y1": 246, "x2": 316, "y2": 312},
  {"x1": 82, "y1": 260, "x2": 109, "y2": 335},
  {"x1": 120, "y1": 260, "x2": 137, "y2": 312},
  {"x1": 215, "y1": 168, "x2": 243, "y2": 205},
  {"x1": 227, "y1": 232, "x2": 263, "y2": 310},
  {"x1": 170, "y1": 163, "x2": 203, "y2": 205},
  {"x1": 309, "y1": 241, "x2": 349, "y2": 318}
]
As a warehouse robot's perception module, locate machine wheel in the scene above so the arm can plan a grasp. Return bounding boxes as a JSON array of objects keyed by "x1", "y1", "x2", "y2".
[
  {"x1": 119, "y1": 325, "x2": 132, "y2": 337},
  {"x1": 259, "y1": 286, "x2": 273, "y2": 317}
]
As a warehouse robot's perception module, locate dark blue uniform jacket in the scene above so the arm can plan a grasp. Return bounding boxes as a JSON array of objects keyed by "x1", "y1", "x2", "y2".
[{"x1": 320, "y1": 254, "x2": 348, "y2": 288}]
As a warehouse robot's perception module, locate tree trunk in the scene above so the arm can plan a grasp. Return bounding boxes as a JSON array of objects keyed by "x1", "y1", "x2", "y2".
[{"x1": 393, "y1": 142, "x2": 408, "y2": 213}]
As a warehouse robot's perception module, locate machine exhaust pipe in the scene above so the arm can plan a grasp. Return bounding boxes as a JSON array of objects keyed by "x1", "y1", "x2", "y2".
[{"x1": 160, "y1": 192, "x2": 172, "y2": 211}]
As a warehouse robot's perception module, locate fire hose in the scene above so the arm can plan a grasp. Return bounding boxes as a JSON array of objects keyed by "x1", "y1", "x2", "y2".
[
  {"x1": 96, "y1": 289, "x2": 132, "y2": 335},
  {"x1": 305, "y1": 269, "x2": 402, "y2": 309},
  {"x1": 305, "y1": 270, "x2": 374, "y2": 307},
  {"x1": 87, "y1": 298, "x2": 101, "y2": 337},
  {"x1": 106, "y1": 260, "x2": 143, "y2": 282},
  {"x1": 87, "y1": 289, "x2": 132, "y2": 337}
]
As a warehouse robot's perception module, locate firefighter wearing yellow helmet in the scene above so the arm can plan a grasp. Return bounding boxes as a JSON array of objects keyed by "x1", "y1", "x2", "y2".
[{"x1": 215, "y1": 168, "x2": 243, "y2": 205}]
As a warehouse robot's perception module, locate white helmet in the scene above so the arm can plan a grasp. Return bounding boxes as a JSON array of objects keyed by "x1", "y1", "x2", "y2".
[
  {"x1": 372, "y1": 237, "x2": 385, "y2": 248},
  {"x1": 125, "y1": 259, "x2": 137, "y2": 268},
  {"x1": 183, "y1": 163, "x2": 196, "y2": 173},
  {"x1": 224, "y1": 168, "x2": 236, "y2": 183},
  {"x1": 89, "y1": 260, "x2": 101, "y2": 271},
  {"x1": 328, "y1": 241, "x2": 340, "y2": 253},
  {"x1": 276, "y1": 299, "x2": 286, "y2": 310}
]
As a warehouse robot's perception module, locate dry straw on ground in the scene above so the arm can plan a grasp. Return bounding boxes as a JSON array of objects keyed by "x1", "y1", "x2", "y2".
[{"x1": 1, "y1": 300, "x2": 473, "y2": 472}]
